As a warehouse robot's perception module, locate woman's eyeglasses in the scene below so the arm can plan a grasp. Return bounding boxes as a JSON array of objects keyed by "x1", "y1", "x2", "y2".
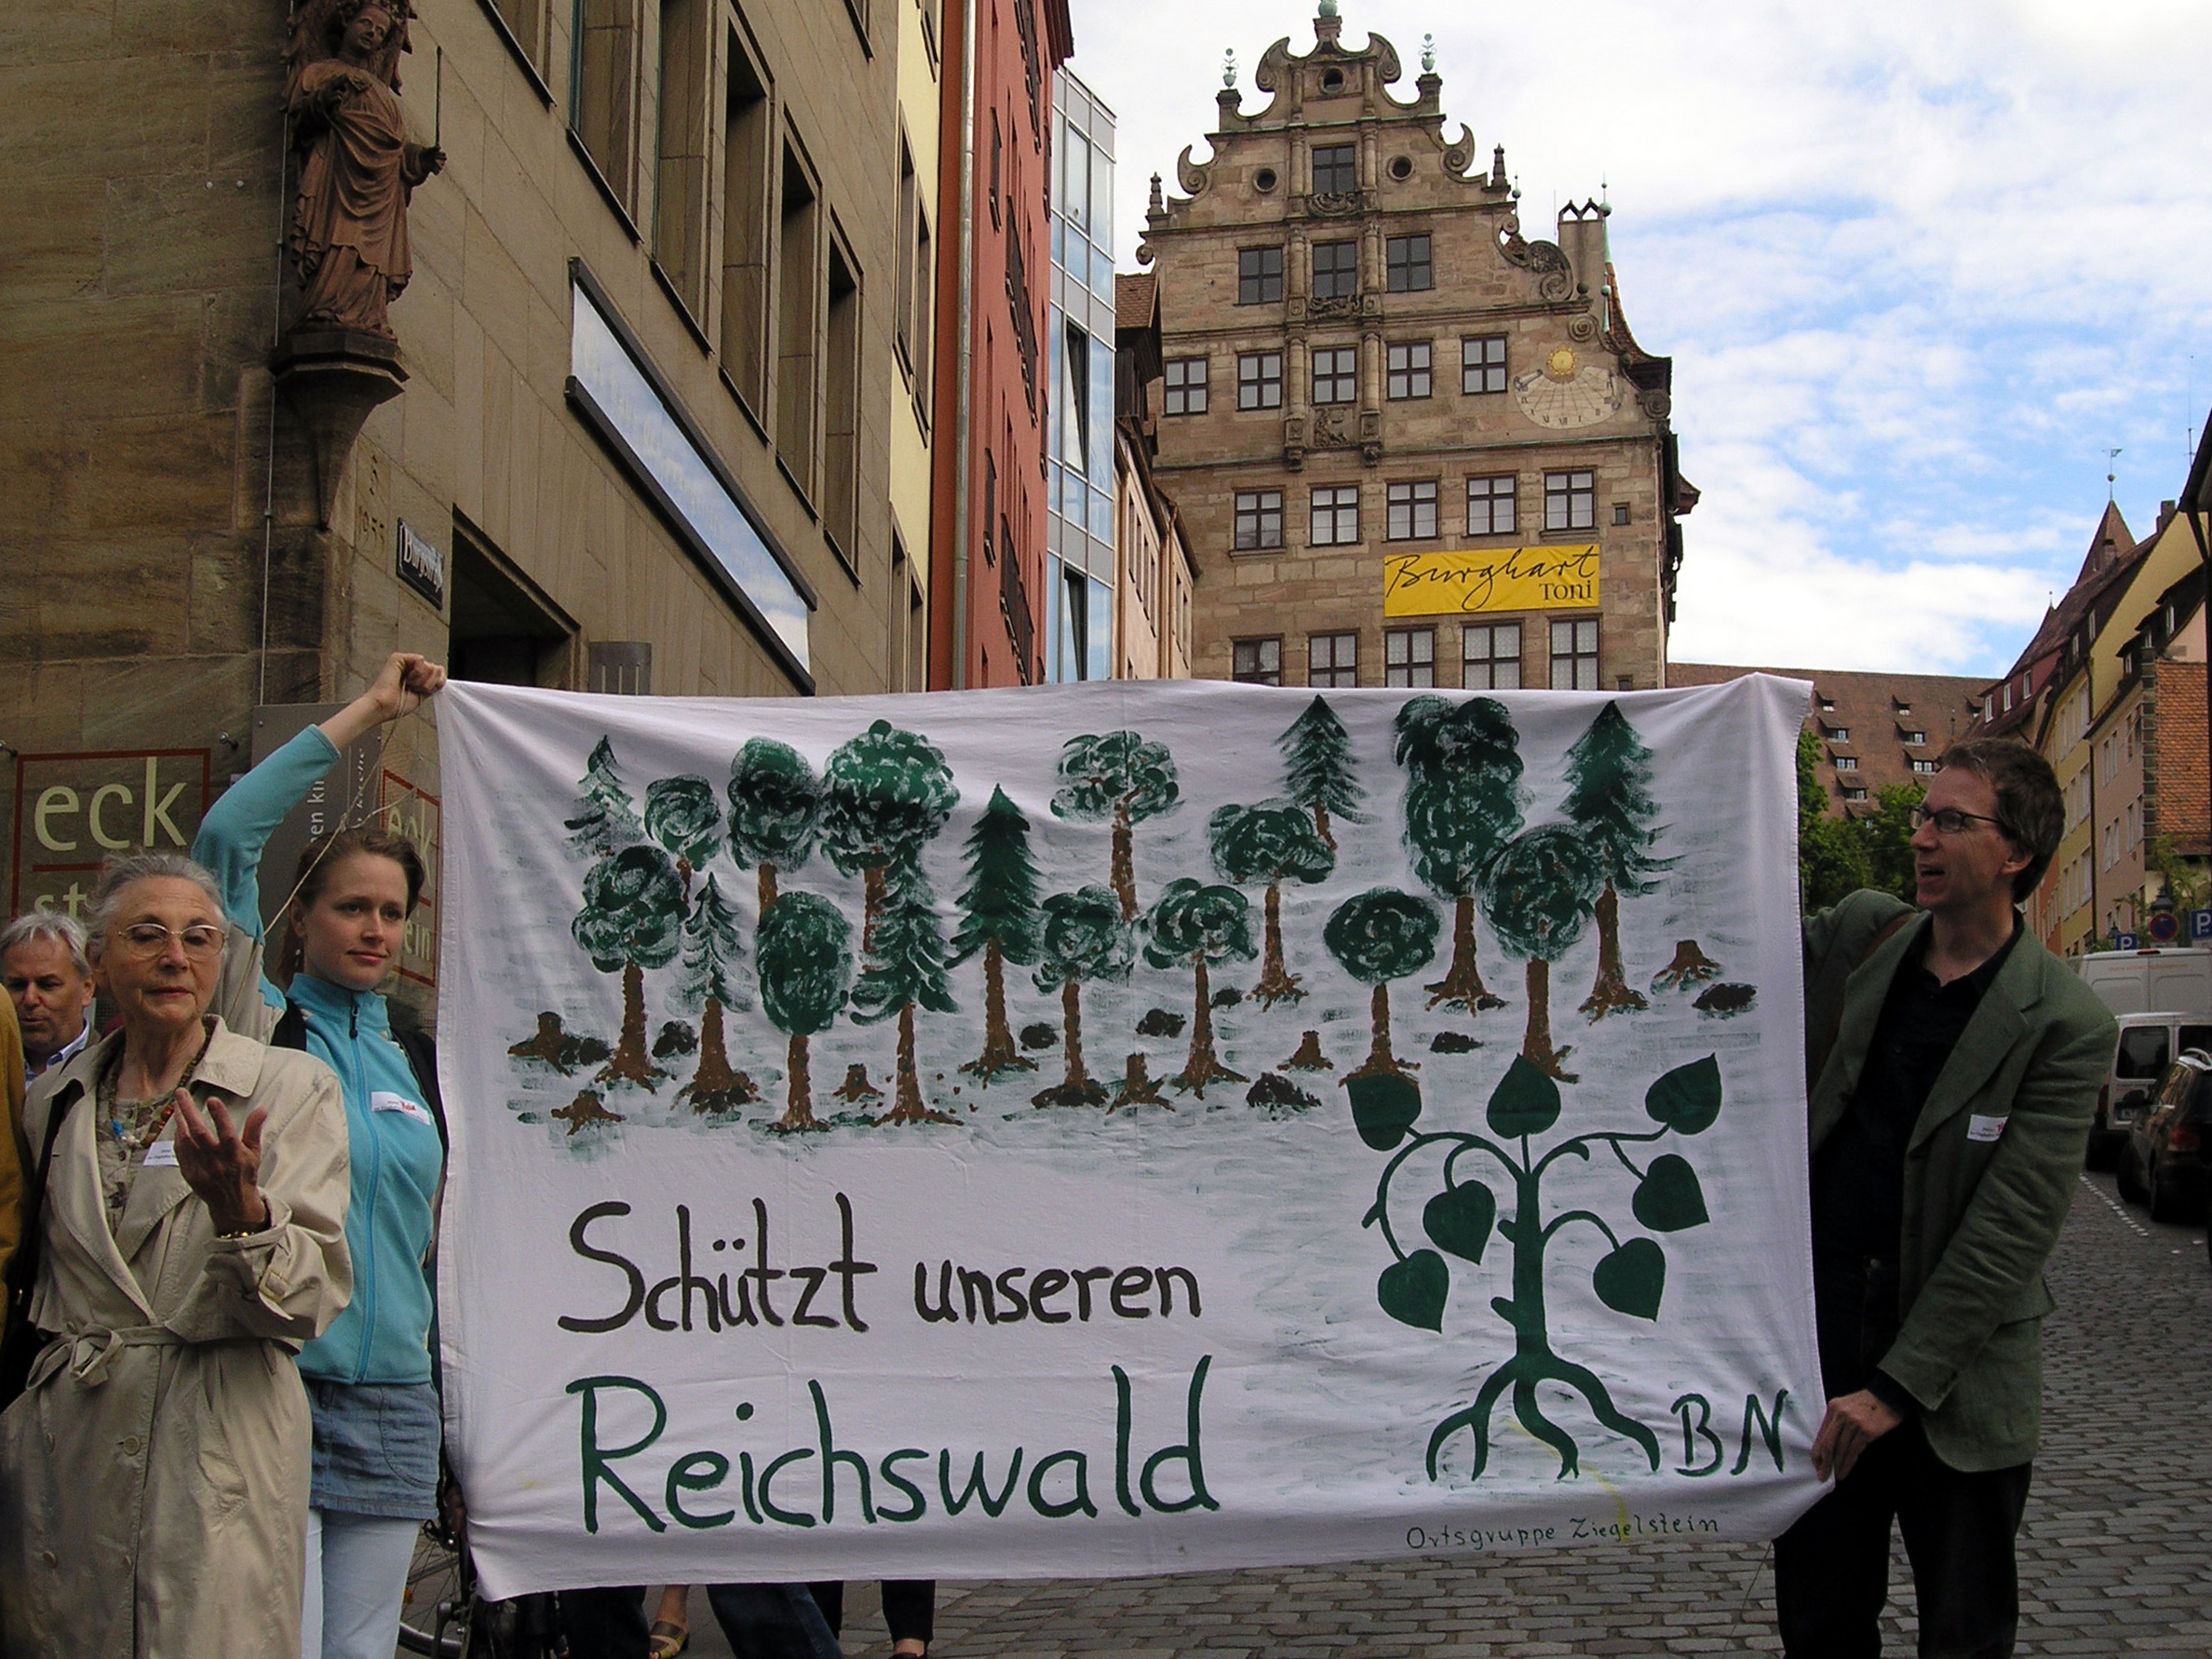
[{"x1": 115, "y1": 923, "x2": 225, "y2": 959}]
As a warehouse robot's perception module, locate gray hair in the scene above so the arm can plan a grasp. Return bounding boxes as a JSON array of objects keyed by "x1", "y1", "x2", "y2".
[
  {"x1": 0, "y1": 910, "x2": 92, "y2": 977},
  {"x1": 86, "y1": 854, "x2": 228, "y2": 946}
]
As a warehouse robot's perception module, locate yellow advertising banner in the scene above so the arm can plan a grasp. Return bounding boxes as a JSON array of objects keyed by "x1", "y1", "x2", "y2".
[{"x1": 1382, "y1": 545, "x2": 1600, "y2": 617}]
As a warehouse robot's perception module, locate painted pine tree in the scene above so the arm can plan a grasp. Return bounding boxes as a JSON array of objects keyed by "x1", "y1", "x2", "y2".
[
  {"x1": 1478, "y1": 825, "x2": 1605, "y2": 1080},
  {"x1": 644, "y1": 775, "x2": 722, "y2": 898},
  {"x1": 1050, "y1": 731, "x2": 1180, "y2": 923},
  {"x1": 727, "y1": 738, "x2": 822, "y2": 916},
  {"x1": 1396, "y1": 696, "x2": 1525, "y2": 1014},
  {"x1": 951, "y1": 787, "x2": 1045, "y2": 1082},
  {"x1": 566, "y1": 736, "x2": 645, "y2": 858},
  {"x1": 673, "y1": 872, "x2": 759, "y2": 1112},
  {"x1": 1561, "y1": 703, "x2": 1670, "y2": 1019},
  {"x1": 572, "y1": 843, "x2": 686, "y2": 1086},
  {"x1": 850, "y1": 867, "x2": 959, "y2": 1125},
  {"x1": 1031, "y1": 886, "x2": 1135, "y2": 1108},
  {"x1": 1141, "y1": 878, "x2": 1256, "y2": 1097},
  {"x1": 755, "y1": 889, "x2": 853, "y2": 1132},
  {"x1": 1207, "y1": 803, "x2": 1335, "y2": 1005},
  {"x1": 1277, "y1": 695, "x2": 1366, "y2": 849}
]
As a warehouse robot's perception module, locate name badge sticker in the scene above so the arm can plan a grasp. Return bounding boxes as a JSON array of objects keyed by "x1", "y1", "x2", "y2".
[
  {"x1": 142, "y1": 1139, "x2": 181, "y2": 1167},
  {"x1": 1966, "y1": 1113, "x2": 2009, "y2": 1142},
  {"x1": 371, "y1": 1091, "x2": 435, "y2": 1126}
]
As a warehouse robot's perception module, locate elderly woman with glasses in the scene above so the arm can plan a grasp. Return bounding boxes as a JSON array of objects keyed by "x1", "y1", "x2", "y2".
[{"x1": 0, "y1": 854, "x2": 351, "y2": 1659}]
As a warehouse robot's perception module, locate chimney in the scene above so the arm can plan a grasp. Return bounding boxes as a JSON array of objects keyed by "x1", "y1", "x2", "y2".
[
  {"x1": 2158, "y1": 499, "x2": 2177, "y2": 533},
  {"x1": 1556, "y1": 199, "x2": 1610, "y2": 299}
]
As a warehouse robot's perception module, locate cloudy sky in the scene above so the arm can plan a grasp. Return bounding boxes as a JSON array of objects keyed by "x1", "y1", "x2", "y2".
[{"x1": 1065, "y1": 0, "x2": 2212, "y2": 679}]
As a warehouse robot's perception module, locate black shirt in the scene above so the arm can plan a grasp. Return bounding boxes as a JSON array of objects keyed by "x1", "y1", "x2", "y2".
[{"x1": 1810, "y1": 917, "x2": 2019, "y2": 1261}]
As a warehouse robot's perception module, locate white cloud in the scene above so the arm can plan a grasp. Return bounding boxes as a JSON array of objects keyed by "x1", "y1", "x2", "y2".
[{"x1": 1069, "y1": 0, "x2": 2212, "y2": 675}]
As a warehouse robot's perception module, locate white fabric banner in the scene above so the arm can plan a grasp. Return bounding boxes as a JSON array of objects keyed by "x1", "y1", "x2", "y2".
[{"x1": 435, "y1": 676, "x2": 1822, "y2": 1596}]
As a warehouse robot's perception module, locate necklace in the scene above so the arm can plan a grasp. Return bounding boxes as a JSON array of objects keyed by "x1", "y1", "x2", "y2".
[{"x1": 105, "y1": 1025, "x2": 214, "y2": 1152}]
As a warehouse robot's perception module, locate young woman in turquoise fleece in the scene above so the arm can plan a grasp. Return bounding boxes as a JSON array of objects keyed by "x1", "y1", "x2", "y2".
[{"x1": 193, "y1": 652, "x2": 449, "y2": 1659}]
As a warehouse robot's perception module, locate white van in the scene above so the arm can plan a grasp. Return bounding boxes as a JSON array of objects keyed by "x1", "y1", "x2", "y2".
[
  {"x1": 2092, "y1": 1012, "x2": 2212, "y2": 1167},
  {"x1": 2077, "y1": 947, "x2": 2212, "y2": 1019}
]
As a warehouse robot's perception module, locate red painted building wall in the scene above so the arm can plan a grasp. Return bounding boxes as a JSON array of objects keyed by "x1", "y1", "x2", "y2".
[{"x1": 927, "y1": 0, "x2": 1072, "y2": 688}]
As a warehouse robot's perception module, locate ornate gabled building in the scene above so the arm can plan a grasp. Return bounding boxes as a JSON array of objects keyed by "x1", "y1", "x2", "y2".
[{"x1": 1137, "y1": 7, "x2": 1693, "y2": 694}]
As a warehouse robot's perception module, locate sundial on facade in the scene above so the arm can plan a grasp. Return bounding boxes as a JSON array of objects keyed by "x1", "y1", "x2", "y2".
[{"x1": 1512, "y1": 345, "x2": 1623, "y2": 430}]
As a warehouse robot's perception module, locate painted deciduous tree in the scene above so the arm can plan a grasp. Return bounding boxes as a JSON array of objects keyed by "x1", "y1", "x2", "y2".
[
  {"x1": 1325, "y1": 888, "x2": 1440, "y2": 1084},
  {"x1": 1278, "y1": 695, "x2": 1366, "y2": 849},
  {"x1": 1396, "y1": 696, "x2": 1525, "y2": 1013},
  {"x1": 673, "y1": 872, "x2": 759, "y2": 1112},
  {"x1": 1479, "y1": 825, "x2": 1605, "y2": 1080},
  {"x1": 755, "y1": 889, "x2": 853, "y2": 1132},
  {"x1": 566, "y1": 735, "x2": 644, "y2": 858},
  {"x1": 728, "y1": 738, "x2": 822, "y2": 916},
  {"x1": 572, "y1": 843, "x2": 685, "y2": 1086},
  {"x1": 1208, "y1": 803, "x2": 1335, "y2": 1005},
  {"x1": 1141, "y1": 878, "x2": 1256, "y2": 1097},
  {"x1": 1031, "y1": 886, "x2": 1134, "y2": 1108},
  {"x1": 821, "y1": 721, "x2": 959, "y2": 948},
  {"x1": 644, "y1": 774, "x2": 722, "y2": 898},
  {"x1": 850, "y1": 868, "x2": 959, "y2": 1125},
  {"x1": 1560, "y1": 704, "x2": 1669, "y2": 1019},
  {"x1": 951, "y1": 787, "x2": 1044, "y2": 1082},
  {"x1": 1050, "y1": 731, "x2": 1180, "y2": 922}
]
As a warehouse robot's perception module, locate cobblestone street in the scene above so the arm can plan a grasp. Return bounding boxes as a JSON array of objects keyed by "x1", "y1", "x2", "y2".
[{"x1": 666, "y1": 1171, "x2": 2212, "y2": 1657}]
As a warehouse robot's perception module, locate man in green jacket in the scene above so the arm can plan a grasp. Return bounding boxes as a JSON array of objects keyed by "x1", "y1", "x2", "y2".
[{"x1": 1776, "y1": 737, "x2": 2115, "y2": 1659}]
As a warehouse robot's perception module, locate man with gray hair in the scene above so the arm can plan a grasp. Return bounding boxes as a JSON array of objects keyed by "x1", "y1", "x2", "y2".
[{"x1": 1, "y1": 910, "x2": 98, "y2": 1092}]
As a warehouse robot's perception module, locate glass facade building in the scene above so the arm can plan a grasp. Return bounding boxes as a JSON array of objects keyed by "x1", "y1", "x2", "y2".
[{"x1": 1045, "y1": 69, "x2": 1117, "y2": 682}]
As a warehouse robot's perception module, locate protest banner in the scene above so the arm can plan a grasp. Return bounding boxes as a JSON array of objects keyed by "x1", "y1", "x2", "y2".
[{"x1": 435, "y1": 675, "x2": 1822, "y2": 1595}]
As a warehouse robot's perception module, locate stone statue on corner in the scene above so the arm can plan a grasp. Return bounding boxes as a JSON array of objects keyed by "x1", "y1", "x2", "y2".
[{"x1": 284, "y1": 0, "x2": 444, "y2": 341}]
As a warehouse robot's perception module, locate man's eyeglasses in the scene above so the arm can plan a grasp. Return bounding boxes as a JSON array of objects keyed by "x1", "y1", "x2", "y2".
[
  {"x1": 115, "y1": 923, "x2": 225, "y2": 959},
  {"x1": 1908, "y1": 806, "x2": 2011, "y2": 838}
]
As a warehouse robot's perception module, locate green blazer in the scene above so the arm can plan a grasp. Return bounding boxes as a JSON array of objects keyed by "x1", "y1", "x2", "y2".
[{"x1": 1803, "y1": 889, "x2": 2116, "y2": 1471}]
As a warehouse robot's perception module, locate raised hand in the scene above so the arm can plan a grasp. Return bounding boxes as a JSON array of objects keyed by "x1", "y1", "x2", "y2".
[{"x1": 172, "y1": 1091, "x2": 271, "y2": 1236}]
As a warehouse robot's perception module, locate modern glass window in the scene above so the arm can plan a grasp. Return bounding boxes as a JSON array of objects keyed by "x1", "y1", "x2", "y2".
[
  {"x1": 1385, "y1": 234, "x2": 1432, "y2": 291},
  {"x1": 1309, "y1": 631, "x2": 1358, "y2": 687},
  {"x1": 1544, "y1": 469, "x2": 1596, "y2": 531},
  {"x1": 1466, "y1": 474, "x2": 1517, "y2": 535},
  {"x1": 1463, "y1": 622, "x2": 1521, "y2": 689},
  {"x1": 1312, "y1": 143, "x2": 1356, "y2": 194},
  {"x1": 1385, "y1": 627, "x2": 1436, "y2": 687},
  {"x1": 1238, "y1": 246, "x2": 1284, "y2": 304},
  {"x1": 1386, "y1": 479, "x2": 1438, "y2": 541},
  {"x1": 1234, "y1": 489, "x2": 1284, "y2": 550},
  {"x1": 1313, "y1": 240, "x2": 1358, "y2": 299},
  {"x1": 1311, "y1": 485, "x2": 1359, "y2": 546},
  {"x1": 1386, "y1": 341, "x2": 1432, "y2": 399},
  {"x1": 1313, "y1": 345, "x2": 1356, "y2": 405},
  {"x1": 1237, "y1": 351, "x2": 1284, "y2": 410},
  {"x1": 1234, "y1": 637, "x2": 1283, "y2": 684},
  {"x1": 1463, "y1": 334, "x2": 1508, "y2": 395},
  {"x1": 1164, "y1": 356, "x2": 1207, "y2": 415},
  {"x1": 1549, "y1": 617, "x2": 1599, "y2": 690}
]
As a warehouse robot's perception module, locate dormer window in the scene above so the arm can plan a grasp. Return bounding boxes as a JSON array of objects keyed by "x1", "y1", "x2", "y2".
[
  {"x1": 1826, "y1": 725, "x2": 1850, "y2": 741},
  {"x1": 1816, "y1": 695, "x2": 1836, "y2": 712},
  {"x1": 1900, "y1": 728, "x2": 1925, "y2": 746}
]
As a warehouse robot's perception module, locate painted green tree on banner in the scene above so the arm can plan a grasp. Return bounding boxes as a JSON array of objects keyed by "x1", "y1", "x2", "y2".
[
  {"x1": 1278, "y1": 695, "x2": 1366, "y2": 850},
  {"x1": 673, "y1": 872, "x2": 759, "y2": 1113},
  {"x1": 573, "y1": 843, "x2": 685, "y2": 1086},
  {"x1": 1050, "y1": 731, "x2": 1180, "y2": 922},
  {"x1": 1562, "y1": 704, "x2": 1669, "y2": 1020},
  {"x1": 951, "y1": 788, "x2": 1044, "y2": 1083},
  {"x1": 1208, "y1": 803, "x2": 1336, "y2": 1005},
  {"x1": 1325, "y1": 888, "x2": 1440, "y2": 1151},
  {"x1": 643, "y1": 775, "x2": 722, "y2": 897},
  {"x1": 728, "y1": 738, "x2": 823, "y2": 916},
  {"x1": 566, "y1": 736, "x2": 645, "y2": 858},
  {"x1": 850, "y1": 866, "x2": 960, "y2": 1126},
  {"x1": 1031, "y1": 886, "x2": 1135, "y2": 1108},
  {"x1": 1360, "y1": 1052, "x2": 1721, "y2": 1481},
  {"x1": 1141, "y1": 878, "x2": 1255, "y2": 1096},
  {"x1": 1480, "y1": 825, "x2": 1606, "y2": 1081},
  {"x1": 755, "y1": 889, "x2": 853, "y2": 1132},
  {"x1": 1396, "y1": 696, "x2": 1525, "y2": 1014},
  {"x1": 822, "y1": 721, "x2": 959, "y2": 946}
]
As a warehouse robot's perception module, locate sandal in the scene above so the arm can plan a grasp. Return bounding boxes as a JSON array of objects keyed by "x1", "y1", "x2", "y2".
[{"x1": 648, "y1": 1619, "x2": 690, "y2": 1658}]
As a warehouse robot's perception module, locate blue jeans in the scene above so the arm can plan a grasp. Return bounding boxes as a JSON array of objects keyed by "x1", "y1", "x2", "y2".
[{"x1": 706, "y1": 1584, "x2": 844, "y2": 1659}]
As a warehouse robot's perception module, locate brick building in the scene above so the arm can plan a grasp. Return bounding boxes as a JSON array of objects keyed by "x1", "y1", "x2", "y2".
[{"x1": 1136, "y1": 10, "x2": 1692, "y2": 694}]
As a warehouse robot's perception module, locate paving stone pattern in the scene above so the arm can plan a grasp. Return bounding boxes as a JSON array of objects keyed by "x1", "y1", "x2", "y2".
[{"x1": 666, "y1": 1171, "x2": 2211, "y2": 1658}]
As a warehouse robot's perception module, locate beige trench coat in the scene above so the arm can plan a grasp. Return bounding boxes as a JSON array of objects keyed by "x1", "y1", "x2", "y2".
[{"x1": 0, "y1": 1020, "x2": 351, "y2": 1659}]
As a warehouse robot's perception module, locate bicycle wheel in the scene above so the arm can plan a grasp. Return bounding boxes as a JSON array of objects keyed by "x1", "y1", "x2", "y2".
[{"x1": 397, "y1": 1523, "x2": 466, "y2": 1656}]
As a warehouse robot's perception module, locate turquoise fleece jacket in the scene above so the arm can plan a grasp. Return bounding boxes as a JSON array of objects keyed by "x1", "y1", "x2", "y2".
[{"x1": 193, "y1": 725, "x2": 444, "y2": 1384}]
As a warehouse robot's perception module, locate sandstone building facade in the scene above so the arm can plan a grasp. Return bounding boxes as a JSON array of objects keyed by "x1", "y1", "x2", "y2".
[{"x1": 1137, "y1": 12, "x2": 1693, "y2": 695}]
